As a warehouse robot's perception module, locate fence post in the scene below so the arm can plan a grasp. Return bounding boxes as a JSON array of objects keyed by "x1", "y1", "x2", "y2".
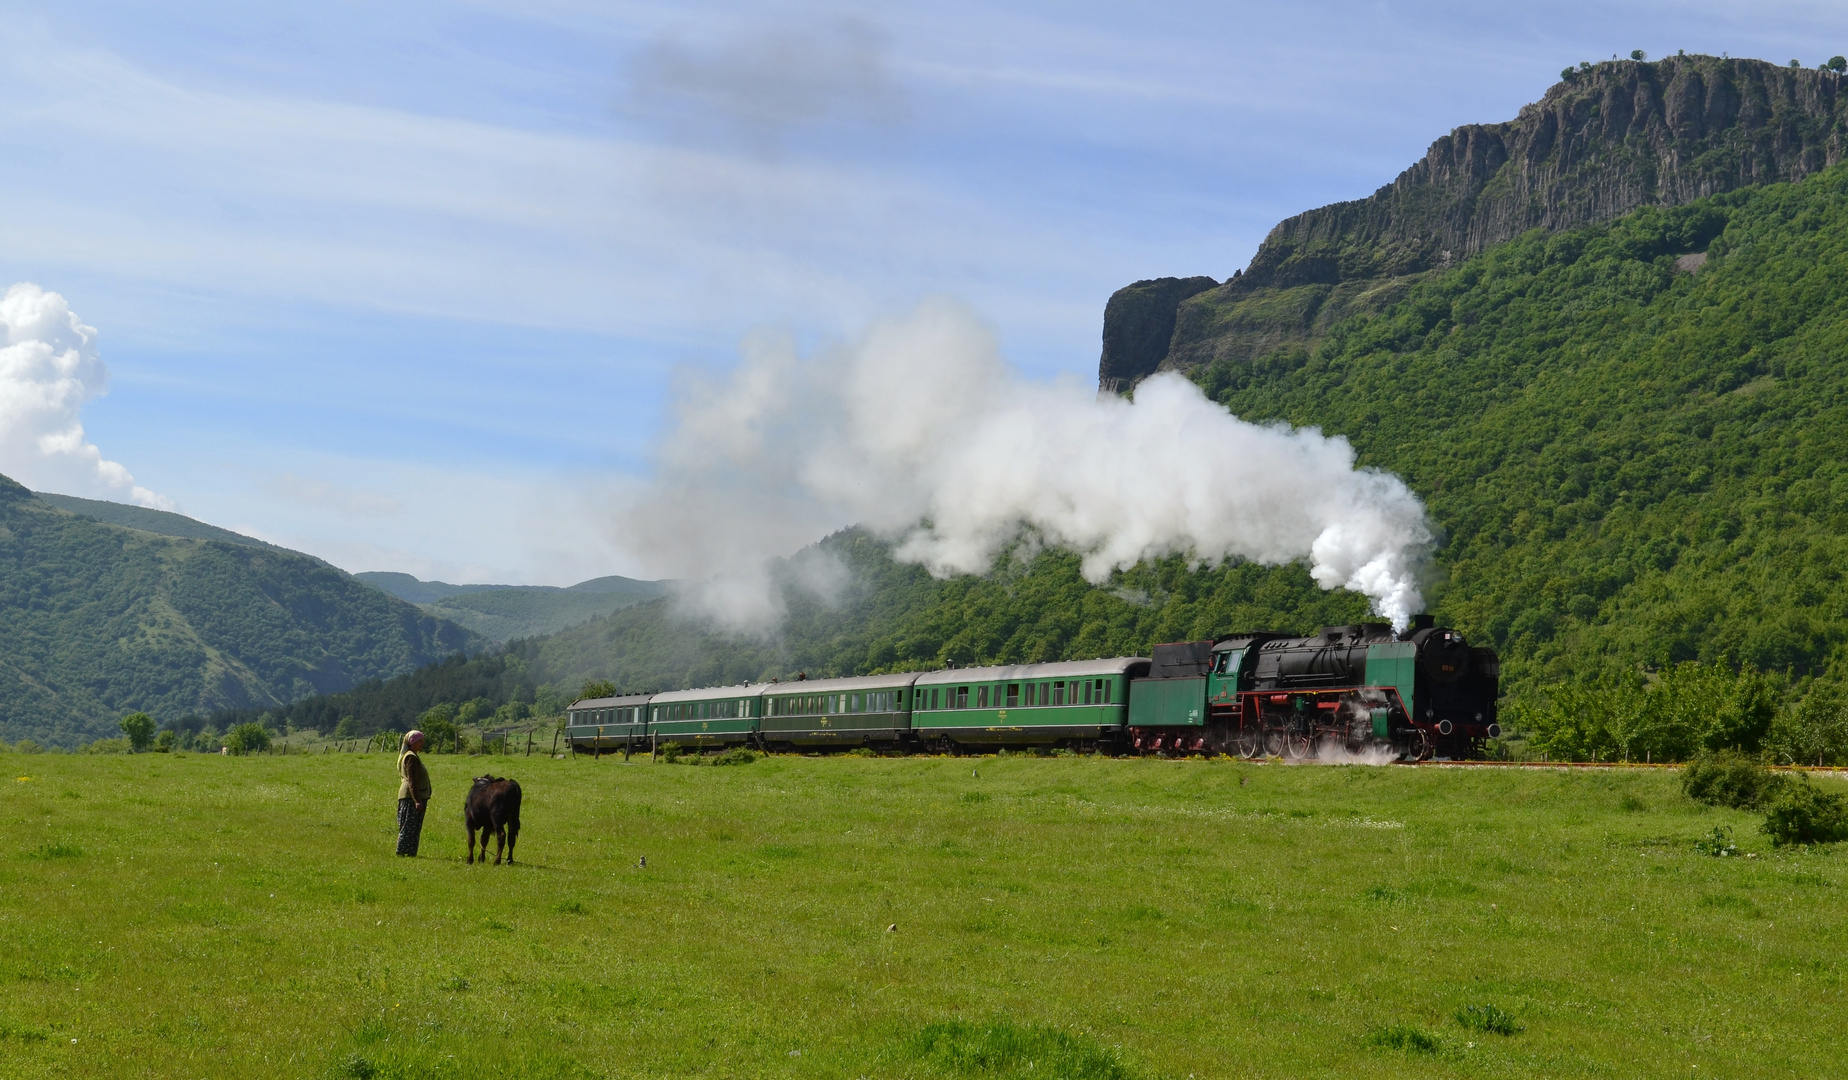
[{"x1": 595, "y1": 727, "x2": 603, "y2": 761}]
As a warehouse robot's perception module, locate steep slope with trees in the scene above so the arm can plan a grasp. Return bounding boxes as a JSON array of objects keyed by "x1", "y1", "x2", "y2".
[
  {"x1": 1102, "y1": 54, "x2": 1848, "y2": 390},
  {"x1": 0, "y1": 477, "x2": 481, "y2": 746}
]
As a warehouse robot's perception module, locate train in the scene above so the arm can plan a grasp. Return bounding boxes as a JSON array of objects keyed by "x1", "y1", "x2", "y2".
[{"x1": 564, "y1": 615, "x2": 1500, "y2": 761}]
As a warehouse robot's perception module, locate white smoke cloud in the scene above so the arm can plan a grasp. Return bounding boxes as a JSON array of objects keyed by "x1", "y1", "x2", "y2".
[
  {"x1": 627, "y1": 297, "x2": 1432, "y2": 632},
  {"x1": 0, "y1": 283, "x2": 166, "y2": 508}
]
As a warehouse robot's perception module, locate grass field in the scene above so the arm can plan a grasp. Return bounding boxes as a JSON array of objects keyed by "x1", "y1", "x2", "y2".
[{"x1": 1, "y1": 751, "x2": 1844, "y2": 1079}]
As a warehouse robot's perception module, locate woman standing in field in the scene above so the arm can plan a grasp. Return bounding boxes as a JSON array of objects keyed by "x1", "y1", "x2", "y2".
[{"x1": 397, "y1": 730, "x2": 432, "y2": 857}]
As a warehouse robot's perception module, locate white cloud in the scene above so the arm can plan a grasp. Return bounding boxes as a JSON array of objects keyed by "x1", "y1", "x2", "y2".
[{"x1": 0, "y1": 282, "x2": 165, "y2": 507}]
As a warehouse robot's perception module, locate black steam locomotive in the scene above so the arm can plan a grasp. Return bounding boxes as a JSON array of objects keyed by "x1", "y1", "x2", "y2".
[{"x1": 1125, "y1": 615, "x2": 1501, "y2": 760}]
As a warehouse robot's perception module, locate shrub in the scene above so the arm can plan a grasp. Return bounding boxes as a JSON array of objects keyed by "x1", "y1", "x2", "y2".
[
  {"x1": 1682, "y1": 751, "x2": 1784, "y2": 810},
  {"x1": 83, "y1": 737, "x2": 129, "y2": 754},
  {"x1": 660, "y1": 743, "x2": 683, "y2": 764},
  {"x1": 154, "y1": 729, "x2": 176, "y2": 753},
  {"x1": 1365, "y1": 1024, "x2": 1441, "y2": 1053},
  {"x1": 1693, "y1": 826, "x2": 1738, "y2": 857},
  {"x1": 1761, "y1": 782, "x2": 1848, "y2": 846},
  {"x1": 1455, "y1": 1003, "x2": 1523, "y2": 1035},
  {"x1": 711, "y1": 748, "x2": 758, "y2": 766},
  {"x1": 904, "y1": 1019, "x2": 1134, "y2": 1080}
]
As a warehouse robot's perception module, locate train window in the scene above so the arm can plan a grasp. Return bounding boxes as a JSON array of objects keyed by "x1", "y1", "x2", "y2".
[
  {"x1": 1053, "y1": 682, "x2": 1064, "y2": 705},
  {"x1": 956, "y1": 687, "x2": 969, "y2": 708},
  {"x1": 1006, "y1": 684, "x2": 1019, "y2": 707},
  {"x1": 1082, "y1": 681, "x2": 1092, "y2": 705},
  {"x1": 932, "y1": 688, "x2": 941, "y2": 709},
  {"x1": 976, "y1": 686, "x2": 988, "y2": 708},
  {"x1": 1102, "y1": 680, "x2": 1112, "y2": 704}
]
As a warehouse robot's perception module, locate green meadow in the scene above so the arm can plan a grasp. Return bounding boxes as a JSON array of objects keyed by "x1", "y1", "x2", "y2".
[{"x1": 2, "y1": 752, "x2": 1843, "y2": 1079}]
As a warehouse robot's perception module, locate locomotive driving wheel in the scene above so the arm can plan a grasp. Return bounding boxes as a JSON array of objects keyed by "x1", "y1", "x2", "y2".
[
  {"x1": 1283, "y1": 728, "x2": 1313, "y2": 760},
  {"x1": 1264, "y1": 726, "x2": 1286, "y2": 757},
  {"x1": 1410, "y1": 729, "x2": 1434, "y2": 761},
  {"x1": 1236, "y1": 725, "x2": 1264, "y2": 759}
]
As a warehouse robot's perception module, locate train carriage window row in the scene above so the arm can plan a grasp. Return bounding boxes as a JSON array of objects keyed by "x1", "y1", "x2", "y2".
[
  {"x1": 768, "y1": 691, "x2": 903, "y2": 716},
  {"x1": 916, "y1": 679, "x2": 1114, "y2": 709}
]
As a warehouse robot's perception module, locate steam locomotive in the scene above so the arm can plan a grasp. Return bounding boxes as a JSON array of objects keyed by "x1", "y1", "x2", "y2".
[{"x1": 565, "y1": 615, "x2": 1500, "y2": 761}]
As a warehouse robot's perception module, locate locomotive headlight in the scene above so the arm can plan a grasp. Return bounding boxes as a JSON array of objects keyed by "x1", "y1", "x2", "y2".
[
  {"x1": 1487, "y1": 723, "x2": 1502, "y2": 739},
  {"x1": 1437, "y1": 719, "x2": 1453, "y2": 736}
]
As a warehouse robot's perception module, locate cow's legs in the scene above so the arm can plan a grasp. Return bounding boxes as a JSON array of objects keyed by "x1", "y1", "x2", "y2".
[
  {"x1": 466, "y1": 823, "x2": 478, "y2": 865},
  {"x1": 493, "y1": 823, "x2": 505, "y2": 865},
  {"x1": 505, "y1": 820, "x2": 518, "y2": 864}
]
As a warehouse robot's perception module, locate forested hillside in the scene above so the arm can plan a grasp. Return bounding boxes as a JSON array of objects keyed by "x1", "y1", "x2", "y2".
[
  {"x1": 354, "y1": 571, "x2": 669, "y2": 642},
  {"x1": 1194, "y1": 169, "x2": 1848, "y2": 693},
  {"x1": 240, "y1": 163, "x2": 1848, "y2": 757},
  {"x1": 1101, "y1": 55, "x2": 1848, "y2": 391},
  {"x1": 0, "y1": 477, "x2": 481, "y2": 746}
]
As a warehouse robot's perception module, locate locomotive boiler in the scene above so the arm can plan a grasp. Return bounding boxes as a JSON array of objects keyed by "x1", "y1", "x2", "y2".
[{"x1": 1125, "y1": 616, "x2": 1501, "y2": 760}]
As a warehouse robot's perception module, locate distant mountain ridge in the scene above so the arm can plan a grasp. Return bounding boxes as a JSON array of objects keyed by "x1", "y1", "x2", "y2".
[
  {"x1": 1100, "y1": 55, "x2": 1848, "y2": 391},
  {"x1": 0, "y1": 477, "x2": 483, "y2": 746},
  {"x1": 34, "y1": 491, "x2": 279, "y2": 550},
  {"x1": 354, "y1": 571, "x2": 670, "y2": 643}
]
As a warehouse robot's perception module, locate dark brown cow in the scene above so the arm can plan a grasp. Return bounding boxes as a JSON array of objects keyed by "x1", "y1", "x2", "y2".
[{"x1": 464, "y1": 775, "x2": 522, "y2": 865}]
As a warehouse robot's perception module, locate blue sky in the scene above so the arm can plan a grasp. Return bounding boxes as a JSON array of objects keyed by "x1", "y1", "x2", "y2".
[{"x1": 1, "y1": 0, "x2": 1844, "y2": 584}]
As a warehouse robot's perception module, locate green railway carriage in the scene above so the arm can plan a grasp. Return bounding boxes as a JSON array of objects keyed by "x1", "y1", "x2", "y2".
[
  {"x1": 649, "y1": 684, "x2": 769, "y2": 748},
  {"x1": 912, "y1": 658, "x2": 1150, "y2": 749},
  {"x1": 565, "y1": 693, "x2": 654, "y2": 753},
  {"x1": 759, "y1": 673, "x2": 919, "y2": 749}
]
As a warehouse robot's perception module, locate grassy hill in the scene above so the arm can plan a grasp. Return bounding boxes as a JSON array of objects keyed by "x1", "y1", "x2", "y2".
[
  {"x1": 354, "y1": 571, "x2": 669, "y2": 642},
  {"x1": 0, "y1": 476, "x2": 482, "y2": 746},
  {"x1": 2, "y1": 753, "x2": 1842, "y2": 1078}
]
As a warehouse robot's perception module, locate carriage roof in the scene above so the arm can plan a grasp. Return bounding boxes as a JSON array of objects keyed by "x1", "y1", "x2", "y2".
[
  {"x1": 762, "y1": 672, "x2": 923, "y2": 695},
  {"x1": 913, "y1": 657, "x2": 1150, "y2": 686}
]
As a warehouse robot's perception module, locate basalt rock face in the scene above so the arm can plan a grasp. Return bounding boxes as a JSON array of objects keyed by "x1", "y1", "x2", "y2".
[
  {"x1": 1102, "y1": 56, "x2": 1848, "y2": 390},
  {"x1": 1096, "y1": 276, "x2": 1218, "y2": 393}
]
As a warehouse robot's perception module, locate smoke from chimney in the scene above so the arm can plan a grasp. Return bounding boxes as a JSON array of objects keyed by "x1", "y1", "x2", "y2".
[{"x1": 623, "y1": 297, "x2": 1431, "y2": 632}]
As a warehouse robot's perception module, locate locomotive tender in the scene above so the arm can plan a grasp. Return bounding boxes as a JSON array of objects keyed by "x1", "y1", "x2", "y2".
[{"x1": 565, "y1": 616, "x2": 1498, "y2": 760}]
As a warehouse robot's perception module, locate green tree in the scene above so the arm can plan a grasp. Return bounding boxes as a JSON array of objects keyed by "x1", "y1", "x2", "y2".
[
  {"x1": 153, "y1": 729, "x2": 177, "y2": 753},
  {"x1": 1630, "y1": 49, "x2": 1647, "y2": 61},
  {"x1": 1766, "y1": 691, "x2": 1848, "y2": 766},
  {"x1": 118, "y1": 712, "x2": 156, "y2": 753},
  {"x1": 224, "y1": 722, "x2": 271, "y2": 755},
  {"x1": 418, "y1": 704, "x2": 459, "y2": 754},
  {"x1": 579, "y1": 679, "x2": 617, "y2": 701},
  {"x1": 1830, "y1": 56, "x2": 1847, "y2": 72}
]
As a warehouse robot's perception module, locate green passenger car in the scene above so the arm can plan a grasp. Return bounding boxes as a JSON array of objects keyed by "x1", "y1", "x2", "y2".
[
  {"x1": 759, "y1": 673, "x2": 918, "y2": 749},
  {"x1": 565, "y1": 693, "x2": 654, "y2": 753},
  {"x1": 649, "y1": 684, "x2": 769, "y2": 748},
  {"x1": 913, "y1": 658, "x2": 1150, "y2": 748}
]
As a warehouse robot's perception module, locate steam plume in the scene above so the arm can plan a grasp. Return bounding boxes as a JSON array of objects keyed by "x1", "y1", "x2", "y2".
[
  {"x1": 0, "y1": 283, "x2": 166, "y2": 508},
  {"x1": 628, "y1": 298, "x2": 1431, "y2": 631}
]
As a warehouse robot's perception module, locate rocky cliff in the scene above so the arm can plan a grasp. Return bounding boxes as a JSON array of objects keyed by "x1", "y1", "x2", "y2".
[{"x1": 1102, "y1": 55, "x2": 1848, "y2": 389}]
